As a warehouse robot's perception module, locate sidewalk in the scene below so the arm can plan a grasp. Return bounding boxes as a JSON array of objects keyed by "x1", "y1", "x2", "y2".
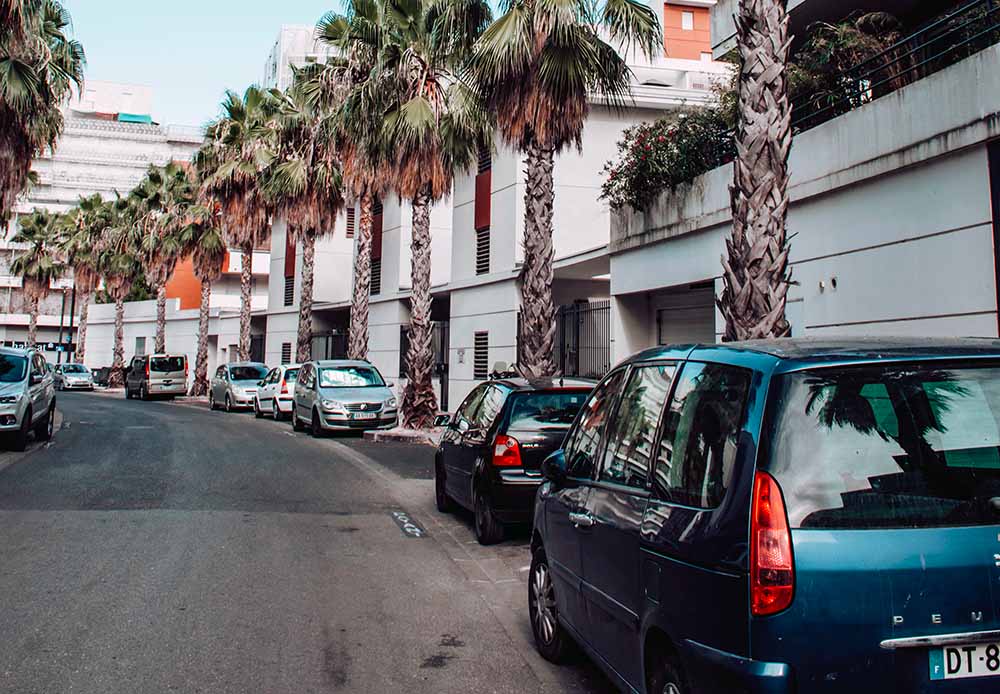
[{"x1": 363, "y1": 427, "x2": 442, "y2": 446}]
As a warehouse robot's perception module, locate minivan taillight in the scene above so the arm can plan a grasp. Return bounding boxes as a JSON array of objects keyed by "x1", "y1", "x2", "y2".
[
  {"x1": 750, "y1": 471, "x2": 794, "y2": 616},
  {"x1": 145, "y1": 361, "x2": 150, "y2": 378},
  {"x1": 492, "y1": 435, "x2": 522, "y2": 467}
]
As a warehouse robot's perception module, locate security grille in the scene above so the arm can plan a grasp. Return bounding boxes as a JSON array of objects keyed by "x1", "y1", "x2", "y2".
[
  {"x1": 281, "y1": 342, "x2": 292, "y2": 365},
  {"x1": 473, "y1": 332, "x2": 489, "y2": 380},
  {"x1": 477, "y1": 142, "x2": 491, "y2": 174},
  {"x1": 346, "y1": 208, "x2": 355, "y2": 238},
  {"x1": 283, "y1": 275, "x2": 294, "y2": 306},
  {"x1": 370, "y1": 258, "x2": 382, "y2": 295},
  {"x1": 475, "y1": 227, "x2": 490, "y2": 275}
]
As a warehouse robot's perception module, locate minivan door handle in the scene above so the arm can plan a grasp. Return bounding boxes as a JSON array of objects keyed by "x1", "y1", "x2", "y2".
[{"x1": 569, "y1": 512, "x2": 595, "y2": 528}]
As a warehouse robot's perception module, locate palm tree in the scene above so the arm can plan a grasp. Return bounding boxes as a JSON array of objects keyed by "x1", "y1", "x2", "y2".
[
  {"x1": 267, "y1": 70, "x2": 344, "y2": 363},
  {"x1": 369, "y1": 0, "x2": 492, "y2": 429},
  {"x1": 132, "y1": 162, "x2": 195, "y2": 353},
  {"x1": 59, "y1": 192, "x2": 109, "y2": 362},
  {"x1": 179, "y1": 203, "x2": 226, "y2": 396},
  {"x1": 717, "y1": 0, "x2": 793, "y2": 340},
  {"x1": 11, "y1": 208, "x2": 62, "y2": 345},
  {"x1": 99, "y1": 196, "x2": 144, "y2": 387},
  {"x1": 0, "y1": 0, "x2": 85, "y2": 220},
  {"x1": 198, "y1": 86, "x2": 280, "y2": 361},
  {"x1": 469, "y1": 0, "x2": 661, "y2": 378},
  {"x1": 316, "y1": 7, "x2": 393, "y2": 361}
]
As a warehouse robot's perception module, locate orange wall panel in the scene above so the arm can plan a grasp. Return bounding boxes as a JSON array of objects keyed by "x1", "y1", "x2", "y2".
[
  {"x1": 164, "y1": 256, "x2": 203, "y2": 311},
  {"x1": 664, "y1": 4, "x2": 712, "y2": 60}
]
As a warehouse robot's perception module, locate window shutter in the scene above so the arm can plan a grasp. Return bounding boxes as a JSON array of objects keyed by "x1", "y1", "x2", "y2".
[
  {"x1": 473, "y1": 332, "x2": 489, "y2": 380},
  {"x1": 283, "y1": 276, "x2": 294, "y2": 306},
  {"x1": 281, "y1": 343, "x2": 292, "y2": 365},
  {"x1": 475, "y1": 228, "x2": 490, "y2": 276},
  {"x1": 346, "y1": 207, "x2": 356, "y2": 238},
  {"x1": 370, "y1": 259, "x2": 382, "y2": 296}
]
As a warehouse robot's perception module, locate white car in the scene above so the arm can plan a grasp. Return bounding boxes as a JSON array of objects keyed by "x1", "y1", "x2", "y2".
[{"x1": 254, "y1": 364, "x2": 301, "y2": 420}]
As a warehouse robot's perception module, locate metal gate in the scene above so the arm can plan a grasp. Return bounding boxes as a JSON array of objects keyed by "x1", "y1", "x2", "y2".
[
  {"x1": 311, "y1": 331, "x2": 348, "y2": 360},
  {"x1": 399, "y1": 321, "x2": 450, "y2": 411},
  {"x1": 517, "y1": 301, "x2": 611, "y2": 379}
]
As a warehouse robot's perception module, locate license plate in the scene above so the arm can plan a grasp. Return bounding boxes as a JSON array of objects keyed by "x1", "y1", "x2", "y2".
[
  {"x1": 352, "y1": 412, "x2": 377, "y2": 420},
  {"x1": 930, "y1": 644, "x2": 1000, "y2": 680}
]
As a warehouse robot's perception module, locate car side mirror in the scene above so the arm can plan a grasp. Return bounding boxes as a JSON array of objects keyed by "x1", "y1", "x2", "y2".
[
  {"x1": 433, "y1": 414, "x2": 451, "y2": 428},
  {"x1": 258, "y1": 380, "x2": 265, "y2": 387},
  {"x1": 386, "y1": 380, "x2": 396, "y2": 388},
  {"x1": 456, "y1": 418, "x2": 470, "y2": 433},
  {"x1": 30, "y1": 373, "x2": 43, "y2": 386},
  {"x1": 541, "y1": 450, "x2": 568, "y2": 485}
]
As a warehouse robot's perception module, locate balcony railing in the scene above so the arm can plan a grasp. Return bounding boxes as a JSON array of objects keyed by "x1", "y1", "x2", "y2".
[{"x1": 791, "y1": 0, "x2": 1000, "y2": 132}]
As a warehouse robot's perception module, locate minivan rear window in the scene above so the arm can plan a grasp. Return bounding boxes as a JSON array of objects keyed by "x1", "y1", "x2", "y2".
[
  {"x1": 508, "y1": 391, "x2": 588, "y2": 429},
  {"x1": 150, "y1": 357, "x2": 185, "y2": 373},
  {"x1": 765, "y1": 365, "x2": 1000, "y2": 529}
]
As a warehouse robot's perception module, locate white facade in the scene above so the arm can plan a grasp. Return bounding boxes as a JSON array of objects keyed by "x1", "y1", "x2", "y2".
[
  {"x1": 610, "y1": 40, "x2": 1000, "y2": 361},
  {"x1": 263, "y1": 25, "x2": 338, "y2": 91}
]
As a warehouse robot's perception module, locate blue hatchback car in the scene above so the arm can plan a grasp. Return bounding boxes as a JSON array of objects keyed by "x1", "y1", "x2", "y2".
[{"x1": 529, "y1": 337, "x2": 1000, "y2": 693}]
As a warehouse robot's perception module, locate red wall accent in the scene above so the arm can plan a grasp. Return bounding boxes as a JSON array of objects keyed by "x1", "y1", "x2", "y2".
[
  {"x1": 372, "y1": 212, "x2": 384, "y2": 260},
  {"x1": 663, "y1": 3, "x2": 712, "y2": 60},
  {"x1": 474, "y1": 170, "x2": 492, "y2": 231},
  {"x1": 164, "y1": 256, "x2": 203, "y2": 311},
  {"x1": 284, "y1": 231, "x2": 296, "y2": 278}
]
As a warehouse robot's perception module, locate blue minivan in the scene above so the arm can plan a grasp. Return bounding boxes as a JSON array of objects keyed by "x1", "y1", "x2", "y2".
[{"x1": 529, "y1": 338, "x2": 1000, "y2": 693}]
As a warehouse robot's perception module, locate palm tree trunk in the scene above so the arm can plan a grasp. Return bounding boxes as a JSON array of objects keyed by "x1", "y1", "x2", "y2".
[
  {"x1": 108, "y1": 296, "x2": 126, "y2": 387},
  {"x1": 26, "y1": 293, "x2": 38, "y2": 346},
  {"x1": 401, "y1": 188, "x2": 438, "y2": 430},
  {"x1": 519, "y1": 139, "x2": 557, "y2": 379},
  {"x1": 238, "y1": 240, "x2": 253, "y2": 361},
  {"x1": 191, "y1": 281, "x2": 212, "y2": 396},
  {"x1": 296, "y1": 232, "x2": 316, "y2": 363},
  {"x1": 348, "y1": 194, "x2": 373, "y2": 360},
  {"x1": 718, "y1": 0, "x2": 793, "y2": 341},
  {"x1": 155, "y1": 283, "x2": 167, "y2": 354},
  {"x1": 76, "y1": 292, "x2": 90, "y2": 363}
]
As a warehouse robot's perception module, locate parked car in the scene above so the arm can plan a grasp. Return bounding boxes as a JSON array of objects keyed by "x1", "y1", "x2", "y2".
[
  {"x1": 528, "y1": 337, "x2": 1000, "y2": 693},
  {"x1": 0, "y1": 347, "x2": 55, "y2": 451},
  {"x1": 53, "y1": 362, "x2": 95, "y2": 391},
  {"x1": 209, "y1": 362, "x2": 268, "y2": 412},
  {"x1": 291, "y1": 360, "x2": 397, "y2": 435},
  {"x1": 253, "y1": 363, "x2": 301, "y2": 419},
  {"x1": 92, "y1": 366, "x2": 112, "y2": 387},
  {"x1": 125, "y1": 354, "x2": 188, "y2": 400},
  {"x1": 435, "y1": 377, "x2": 593, "y2": 544}
]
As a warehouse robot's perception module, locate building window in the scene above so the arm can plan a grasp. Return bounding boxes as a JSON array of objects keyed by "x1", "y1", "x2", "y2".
[
  {"x1": 682, "y1": 11, "x2": 694, "y2": 30},
  {"x1": 283, "y1": 275, "x2": 294, "y2": 306},
  {"x1": 473, "y1": 331, "x2": 489, "y2": 380},
  {"x1": 370, "y1": 258, "x2": 382, "y2": 296},
  {"x1": 135, "y1": 336, "x2": 146, "y2": 356},
  {"x1": 475, "y1": 227, "x2": 490, "y2": 276},
  {"x1": 346, "y1": 207, "x2": 356, "y2": 238},
  {"x1": 281, "y1": 342, "x2": 292, "y2": 365}
]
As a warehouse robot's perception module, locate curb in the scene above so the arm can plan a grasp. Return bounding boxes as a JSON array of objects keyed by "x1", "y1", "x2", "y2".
[{"x1": 362, "y1": 429, "x2": 439, "y2": 446}]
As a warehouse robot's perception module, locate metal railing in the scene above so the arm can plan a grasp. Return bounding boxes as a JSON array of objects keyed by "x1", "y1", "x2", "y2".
[{"x1": 791, "y1": 0, "x2": 1000, "y2": 132}]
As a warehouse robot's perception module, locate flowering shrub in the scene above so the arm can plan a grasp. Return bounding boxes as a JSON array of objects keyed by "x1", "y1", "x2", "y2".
[{"x1": 600, "y1": 107, "x2": 735, "y2": 210}]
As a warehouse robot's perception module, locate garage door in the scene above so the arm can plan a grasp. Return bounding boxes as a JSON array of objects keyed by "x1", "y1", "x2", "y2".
[{"x1": 655, "y1": 287, "x2": 717, "y2": 346}]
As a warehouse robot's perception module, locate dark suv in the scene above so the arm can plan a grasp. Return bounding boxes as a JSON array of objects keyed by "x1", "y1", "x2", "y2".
[
  {"x1": 530, "y1": 338, "x2": 1000, "y2": 693},
  {"x1": 435, "y1": 377, "x2": 592, "y2": 544}
]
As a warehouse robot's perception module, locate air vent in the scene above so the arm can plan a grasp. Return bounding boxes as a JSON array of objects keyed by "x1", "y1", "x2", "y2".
[
  {"x1": 475, "y1": 227, "x2": 490, "y2": 276},
  {"x1": 346, "y1": 207, "x2": 356, "y2": 238},
  {"x1": 370, "y1": 258, "x2": 382, "y2": 296},
  {"x1": 477, "y1": 142, "x2": 491, "y2": 174},
  {"x1": 281, "y1": 342, "x2": 292, "y2": 365},
  {"x1": 284, "y1": 275, "x2": 294, "y2": 306},
  {"x1": 473, "y1": 332, "x2": 489, "y2": 380}
]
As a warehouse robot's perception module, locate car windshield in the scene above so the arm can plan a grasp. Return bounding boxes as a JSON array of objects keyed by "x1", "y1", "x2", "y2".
[
  {"x1": 284, "y1": 368, "x2": 299, "y2": 383},
  {"x1": 230, "y1": 365, "x2": 267, "y2": 381},
  {"x1": 765, "y1": 364, "x2": 1000, "y2": 529},
  {"x1": 0, "y1": 355, "x2": 27, "y2": 383},
  {"x1": 62, "y1": 364, "x2": 89, "y2": 374},
  {"x1": 509, "y1": 391, "x2": 589, "y2": 429},
  {"x1": 150, "y1": 357, "x2": 185, "y2": 373},
  {"x1": 318, "y1": 366, "x2": 384, "y2": 388}
]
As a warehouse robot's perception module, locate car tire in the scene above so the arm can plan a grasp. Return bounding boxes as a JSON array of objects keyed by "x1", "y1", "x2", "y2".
[
  {"x1": 311, "y1": 409, "x2": 324, "y2": 438},
  {"x1": 648, "y1": 654, "x2": 687, "y2": 694},
  {"x1": 292, "y1": 408, "x2": 305, "y2": 432},
  {"x1": 35, "y1": 403, "x2": 54, "y2": 441},
  {"x1": 140, "y1": 383, "x2": 148, "y2": 401},
  {"x1": 473, "y1": 487, "x2": 504, "y2": 545},
  {"x1": 10, "y1": 408, "x2": 31, "y2": 452},
  {"x1": 125, "y1": 385, "x2": 132, "y2": 400},
  {"x1": 254, "y1": 398, "x2": 264, "y2": 418},
  {"x1": 529, "y1": 547, "x2": 573, "y2": 664},
  {"x1": 224, "y1": 393, "x2": 232, "y2": 413},
  {"x1": 272, "y1": 399, "x2": 281, "y2": 420},
  {"x1": 435, "y1": 461, "x2": 454, "y2": 513},
  {"x1": 208, "y1": 392, "x2": 216, "y2": 410}
]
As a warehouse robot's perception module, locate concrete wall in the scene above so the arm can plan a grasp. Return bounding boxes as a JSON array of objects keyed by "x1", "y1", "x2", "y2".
[{"x1": 610, "y1": 42, "x2": 1000, "y2": 361}]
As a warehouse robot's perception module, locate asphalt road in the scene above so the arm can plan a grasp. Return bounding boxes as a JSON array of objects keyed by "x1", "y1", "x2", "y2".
[{"x1": 0, "y1": 392, "x2": 616, "y2": 694}]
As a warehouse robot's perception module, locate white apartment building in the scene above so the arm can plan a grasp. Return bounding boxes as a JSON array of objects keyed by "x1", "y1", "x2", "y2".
[
  {"x1": 263, "y1": 25, "x2": 339, "y2": 91},
  {"x1": 3, "y1": 81, "x2": 205, "y2": 361},
  {"x1": 611, "y1": 0, "x2": 1000, "y2": 359}
]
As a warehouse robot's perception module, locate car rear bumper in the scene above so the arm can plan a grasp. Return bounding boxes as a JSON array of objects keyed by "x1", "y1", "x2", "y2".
[
  {"x1": 681, "y1": 639, "x2": 792, "y2": 693},
  {"x1": 150, "y1": 382, "x2": 186, "y2": 395},
  {"x1": 491, "y1": 471, "x2": 542, "y2": 523},
  {"x1": 275, "y1": 397, "x2": 293, "y2": 412}
]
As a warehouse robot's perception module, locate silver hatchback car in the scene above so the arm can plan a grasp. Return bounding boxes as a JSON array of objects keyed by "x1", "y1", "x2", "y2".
[
  {"x1": 210, "y1": 362, "x2": 269, "y2": 412},
  {"x1": 291, "y1": 360, "x2": 398, "y2": 436},
  {"x1": 54, "y1": 362, "x2": 95, "y2": 390},
  {"x1": 0, "y1": 347, "x2": 56, "y2": 451}
]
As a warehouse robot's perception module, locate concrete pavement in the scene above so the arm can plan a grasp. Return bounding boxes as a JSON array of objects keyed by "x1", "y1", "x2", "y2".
[{"x1": 0, "y1": 391, "x2": 615, "y2": 694}]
